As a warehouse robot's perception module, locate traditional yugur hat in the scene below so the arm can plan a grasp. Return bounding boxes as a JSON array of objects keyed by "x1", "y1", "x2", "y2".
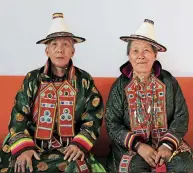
[
  {"x1": 120, "y1": 19, "x2": 167, "y2": 52},
  {"x1": 36, "y1": 13, "x2": 85, "y2": 44}
]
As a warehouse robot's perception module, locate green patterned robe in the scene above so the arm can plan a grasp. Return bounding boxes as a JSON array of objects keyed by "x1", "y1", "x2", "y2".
[
  {"x1": 105, "y1": 60, "x2": 193, "y2": 172},
  {"x1": 0, "y1": 59, "x2": 105, "y2": 172}
]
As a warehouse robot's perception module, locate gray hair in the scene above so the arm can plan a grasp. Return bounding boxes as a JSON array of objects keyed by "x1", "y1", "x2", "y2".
[
  {"x1": 45, "y1": 38, "x2": 75, "y2": 49},
  {"x1": 127, "y1": 40, "x2": 157, "y2": 55}
]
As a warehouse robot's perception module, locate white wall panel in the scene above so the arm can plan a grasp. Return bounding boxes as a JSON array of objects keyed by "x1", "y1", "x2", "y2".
[{"x1": 0, "y1": 0, "x2": 192, "y2": 77}]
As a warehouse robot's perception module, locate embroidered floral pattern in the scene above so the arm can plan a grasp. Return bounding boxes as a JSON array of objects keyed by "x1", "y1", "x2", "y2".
[
  {"x1": 92, "y1": 97, "x2": 100, "y2": 107},
  {"x1": 16, "y1": 113, "x2": 24, "y2": 122},
  {"x1": 58, "y1": 162, "x2": 68, "y2": 171},
  {"x1": 37, "y1": 162, "x2": 48, "y2": 171}
]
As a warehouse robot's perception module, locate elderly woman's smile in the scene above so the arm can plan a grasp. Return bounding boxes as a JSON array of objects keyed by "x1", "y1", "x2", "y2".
[{"x1": 137, "y1": 62, "x2": 148, "y2": 64}]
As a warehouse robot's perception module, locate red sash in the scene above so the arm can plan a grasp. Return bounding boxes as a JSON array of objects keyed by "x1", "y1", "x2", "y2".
[
  {"x1": 34, "y1": 80, "x2": 76, "y2": 140},
  {"x1": 57, "y1": 81, "x2": 76, "y2": 137}
]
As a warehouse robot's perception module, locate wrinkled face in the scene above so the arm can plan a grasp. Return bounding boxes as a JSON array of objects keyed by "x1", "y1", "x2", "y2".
[
  {"x1": 45, "y1": 37, "x2": 75, "y2": 68},
  {"x1": 129, "y1": 40, "x2": 157, "y2": 73}
]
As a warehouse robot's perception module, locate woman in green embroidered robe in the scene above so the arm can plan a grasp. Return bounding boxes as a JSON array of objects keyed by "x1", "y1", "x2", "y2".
[
  {"x1": 105, "y1": 19, "x2": 193, "y2": 172},
  {"x1": 0, "y1": 13, "x2": 105, "y2": 173}
]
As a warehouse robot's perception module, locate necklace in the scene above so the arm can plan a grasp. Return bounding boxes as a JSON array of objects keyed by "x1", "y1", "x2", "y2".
[{"x1": 134, "y1": 73, "x2": 157, "y2": 139}]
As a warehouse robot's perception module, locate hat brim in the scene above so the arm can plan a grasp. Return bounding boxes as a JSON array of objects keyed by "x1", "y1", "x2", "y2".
[
  {"x1": 36, "y1": 35, "x2": 86, "y2": 44},
  {"x1": 120, "y1": 35, "x2": 167, "y2": 52}
]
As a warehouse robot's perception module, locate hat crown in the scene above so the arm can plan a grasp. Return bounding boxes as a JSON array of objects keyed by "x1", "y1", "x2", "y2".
[
  {"x1": 144, "y1": 19, "x2": 154, "y2": 25},
  {"x1": 135, "y1": 19, "x2": 156, "y2": 40},
  {"x1": 36, "y1": 12, "x2": 85, "y2": 44},
  {"x1": 47, "y1": 13, "x2": 71, "y2": 36},
  {"x1": 119, "y1": 18, "x2": 166, "y2": 52}
]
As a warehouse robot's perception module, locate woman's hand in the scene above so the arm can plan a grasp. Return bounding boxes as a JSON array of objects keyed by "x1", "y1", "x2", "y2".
[
  {"x1": 63, "y1": 145, "x2": 85, "y2": 162},
  {"x1": 15, "y1": 149, "x2": 40, "y2": 173},
  {"x1": 137, "y1": 143, "x2": 158, "y2": 167},
  {"x1": 155, "y1": 145, "x2": 172, "y2": 165}
]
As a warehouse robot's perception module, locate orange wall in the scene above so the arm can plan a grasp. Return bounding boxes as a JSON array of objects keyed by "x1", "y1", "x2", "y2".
[{"x1": 0, "y1": 76, "x2": 192, "y2": 153}]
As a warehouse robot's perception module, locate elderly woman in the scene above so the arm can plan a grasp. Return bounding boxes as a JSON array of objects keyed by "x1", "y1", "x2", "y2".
[
  {"x1": 0, "y1": 13, "x2": 105, "y2": 172},
  {"x1": 105, "y1": 19, "x2": 193, "y2": 172}
]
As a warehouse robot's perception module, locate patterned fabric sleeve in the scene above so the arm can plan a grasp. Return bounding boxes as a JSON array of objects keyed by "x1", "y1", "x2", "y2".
[
  {"x1": 105, "y1": 77, "x2": 144, "y2": 151},
  {"x1": 71, "y1": 77, "x2": 104, "y2": 152},
  {"x1": 158, "y1": 77, "x2": 189, "y2": 150},
  {"x1": 8, "y1": 73, "x2": 36, "y2": 156}
]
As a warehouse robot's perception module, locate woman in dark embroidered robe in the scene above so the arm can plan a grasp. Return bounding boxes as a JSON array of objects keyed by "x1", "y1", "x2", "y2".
[
  {"x1": 0, "y1": 13, "x2": 105, "y2": 173},
  {"x1": 105, "y1": 19, "x2": 193, "y2": 172}
]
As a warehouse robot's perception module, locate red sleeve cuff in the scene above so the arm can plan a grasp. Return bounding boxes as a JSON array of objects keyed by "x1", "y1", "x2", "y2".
[
  {"x1": 71, "y1": 134, "x2": 93, "y2": 152},
  {"x1": 10, "y1": 138, "x2": 35, "y2": 155},
  {"x1": 159, "y1": 133, "x2": 180, "y2": 150},
  {"x1": 124, "y1": 132, "x2": 144, "y2": 151}
]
